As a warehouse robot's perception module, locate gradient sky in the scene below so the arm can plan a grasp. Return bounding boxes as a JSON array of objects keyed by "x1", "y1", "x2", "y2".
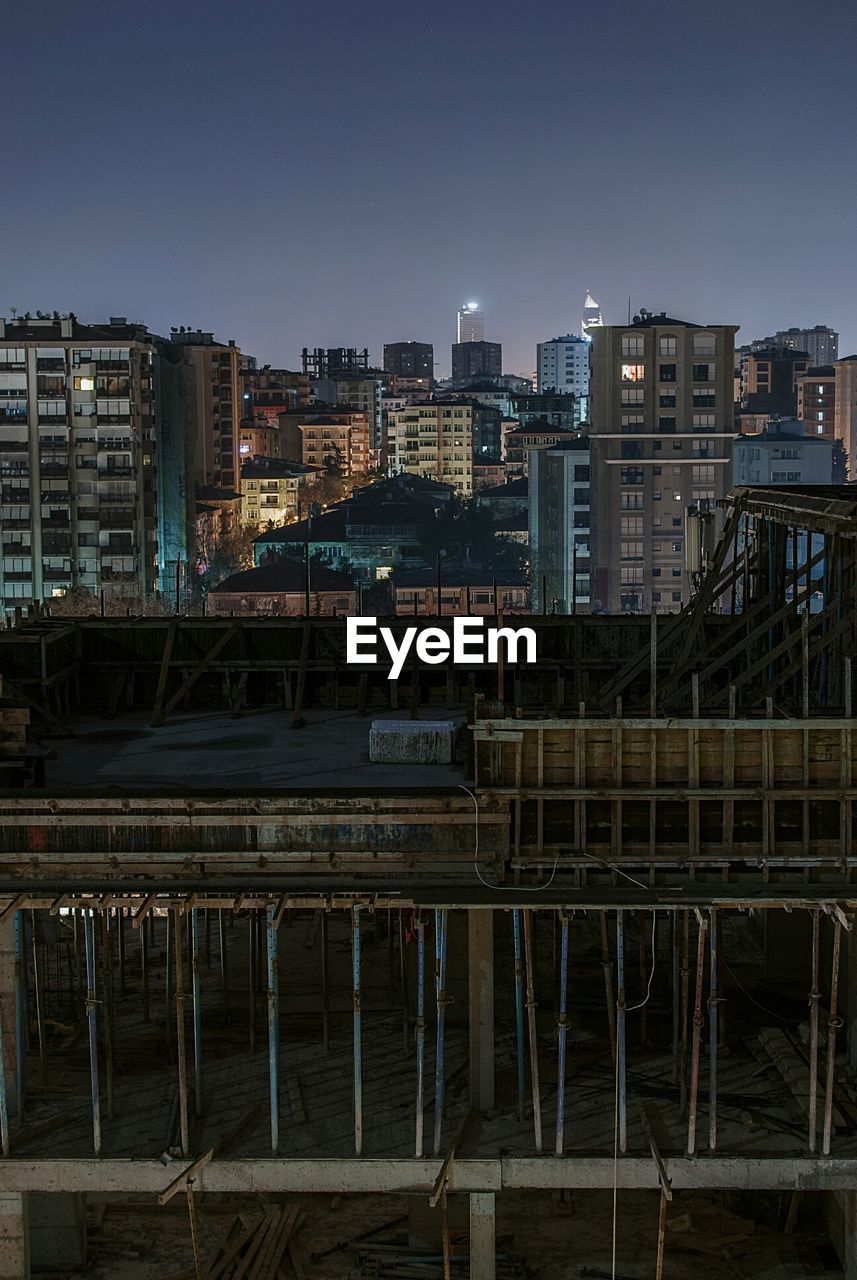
[{"x1": 5, "y1": 0, "x2": 856, "y2": 375}]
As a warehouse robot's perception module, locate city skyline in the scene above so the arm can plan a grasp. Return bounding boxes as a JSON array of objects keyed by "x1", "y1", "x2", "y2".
[{"x1": 4, "y1": 0, "x2": 857, "y2": 373}]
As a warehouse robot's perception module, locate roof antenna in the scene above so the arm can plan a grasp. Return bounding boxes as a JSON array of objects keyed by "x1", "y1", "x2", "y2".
[{"x1": 627, "y1": 296, "x2": 631, "y2": 324}]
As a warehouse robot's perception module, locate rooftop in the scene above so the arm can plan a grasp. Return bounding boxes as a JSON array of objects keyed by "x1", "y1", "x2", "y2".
[{"x1": 212, "y1": 561, "x2": 355, "y2": 594}]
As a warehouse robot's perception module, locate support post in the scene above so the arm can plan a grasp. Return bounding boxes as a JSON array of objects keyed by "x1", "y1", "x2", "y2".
[
  {"x1": 616, "y1": 909, "x2": 626, "y2": 1154},
  {"x1": 512, "y1": 911, "x2": 526, "y2": 1122},
  {"x1": 708, "y1": 906, "x2": 718, "y2": 1151},
  {"x1": 522, "y1": 910, "x2": 542, "y2": 1153},
  {"x1": 352, "y1": 908, "x2": 363, "y2": 1156},
  {"x1": 433, "y1": 909, "x2": 448, "y2": 1157},
  {"x1": 823, "y1": 917, "x2": 843, "y2": 1156},
  {"x1": 415, "y1": 914, "x2": 426, "y2": 1157},
  {"x1": 468, "y1": 910, "x2": 494, "y2": 1114},
  {"x1": 808, "y1": 907, "x2": 820, "y2": 1153},
  {"x1": 687, "y1": 911, "x2": 708, "y2": 1156},
  {"x1": 191, "y1": 908, "x2": 202, "y2": 1116},
  {"x1": 173, "y1": 910, "x2": 189, "y2": 1158},
  {"x1": 469, "y1": 1193, "x2": 495, "y2": 1280},
  {"x1": 266, "y1": 903, "x2": 280, "y2": 1155},
  {"x1": 556, "y1": 911, "x2": 569, "y2": 1155},
  {"x1": 83, "y1": 910, "x2": 101, "y2": 1156}
]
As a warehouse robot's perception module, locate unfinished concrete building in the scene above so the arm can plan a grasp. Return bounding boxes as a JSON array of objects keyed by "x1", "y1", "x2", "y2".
[{"x1": 1, "y1": 485, "x2": 857, "y2": 1277}]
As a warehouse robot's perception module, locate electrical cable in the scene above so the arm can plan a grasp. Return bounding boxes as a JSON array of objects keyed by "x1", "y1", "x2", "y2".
[{"x1": 458, "y1": 785, "x2": 561, "y2": 891}]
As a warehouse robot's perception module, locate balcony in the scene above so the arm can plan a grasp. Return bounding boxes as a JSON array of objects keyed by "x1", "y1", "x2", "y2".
[
  {"x1": 41, "y1": 491, "x2": 70, "y2": 504},
  {"x1": 42, "y1": 567, "x2": 72, "y2": 582},
  {"x1": 97, "y1": 465, "x2": 133, "y2": 478},
  {"x1": 0, "y1": 439, "x2": 28, "y2": 452},
  {"x1": 99, "y1": 510, "x2": 136, "y2": 529},
  {"x1": 36, "y1": 358, "x2": 66, "y2": 372},
  {"x1": 38, "y1": 415, "x2": 67, "y2": 427},
  {"x1": 39, "y1": 464, "x2": 69, "y2": 477},
  {"x1": 0, "y1": 413, "x2": 28, "y2": 425}
]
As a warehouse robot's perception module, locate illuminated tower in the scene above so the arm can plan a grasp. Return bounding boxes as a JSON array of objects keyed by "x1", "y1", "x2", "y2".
[
  {"x1": 582, "y1": 292, "x2": 603, "y2": 342},
  {"x1": 457, "y1": 302, "x2": 485, "y2": 344}
]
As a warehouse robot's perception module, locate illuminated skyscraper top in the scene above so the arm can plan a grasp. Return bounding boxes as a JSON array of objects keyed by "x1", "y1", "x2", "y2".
[
  {"x1": 582, "y1": 291, "x2": 603, "y2": 341},
  {"x1": 457, "y1": 302, "x2": 485, "y2": 344}
]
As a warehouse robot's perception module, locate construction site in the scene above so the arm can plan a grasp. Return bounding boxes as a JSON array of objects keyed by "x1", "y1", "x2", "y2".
[{"x1": 1, "y1": 485, "x2": 857, "y2": 1280}]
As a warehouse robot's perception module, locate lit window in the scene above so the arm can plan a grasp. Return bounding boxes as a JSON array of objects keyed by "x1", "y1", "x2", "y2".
[
  {"x1": 621, "y1": 364, "x2": 645, "y2": 383},
  {"x1": 74, "y1": 377, "x2": 95, "y2": 391}
]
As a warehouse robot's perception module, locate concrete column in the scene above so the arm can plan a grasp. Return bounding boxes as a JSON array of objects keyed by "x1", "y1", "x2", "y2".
[
  {"x1": 0, "y1": 1193, "x2": 29, "y2": 1279},
  {"x1": 469, "y1": 1192, "x2": 495, "y2": 1280},
  {"x1": 468, "y1": 910, "x2": 494, "y2": 1113}
]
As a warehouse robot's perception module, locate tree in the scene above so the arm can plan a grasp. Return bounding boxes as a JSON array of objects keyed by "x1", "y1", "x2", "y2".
[{"x1": 417, "y1": 496, "x2": 526, "y2": 574}]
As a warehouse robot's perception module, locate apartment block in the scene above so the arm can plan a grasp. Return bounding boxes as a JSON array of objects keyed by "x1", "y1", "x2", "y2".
[
  {"x1": 834, "y1": 356, "x2": 857, "y2": 480},
  {"x1": 589, "y1": 312, "x2": 738, "y2": 613},
  {"x1": 166, "y1": 330, "x2": 241, "y2": 491},
  {"x1": 312, "y1": 374, "x2": 384, "y2": 460},
  {"x1": 388, "y1": 400, "x2": 474, "y2": 494},
  {"x1": 383, "y1": 342, "x2": 433, "y2": 382},
  {"x1": 529, "y1": 438, "x2": 591, "y2": 613},
  {"x1": 299, "y1": 412, "x2": 370, "y2": 476},
  {"x1": 239, "y1": 455, "x2": 320, "y2": 527},
  {"x1": 796, "y1": 366, "x2": 836, "y2": 440},
  {"x1": 733, "y1": 420, "x2": 834, "y2": 486},
  {"x1": 0, "y1": 315, "x2": 158, "y2": 612}
]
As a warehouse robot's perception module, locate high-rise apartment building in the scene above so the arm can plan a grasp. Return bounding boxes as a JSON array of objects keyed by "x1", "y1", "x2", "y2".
[
  {"x1": 456, "y1": 303, "x2": 484, "y2": 344},
  {"x1": 529, "y1": 439, "x2": 591, "y2": 613},
  {"x1": 451, "y1": 341, "x2": 502, "y2": 384},
  {"x1": 589, "y1": 311, "x2": 738, "y2": 613},
  {"x1": 740, "y1": 346, "x2": 810, "y2": 420},
  {"x1": 536, "y1": 334, "x2": 590, "y2": 399},
  {"x1": 388, "y1": 400, "x2": 474, "y2": 494},
  {"x1": 796, "y1": 366, "x2": 836, "y2": 440},
  {"x1": 0, "y1": 315, "x2": 159, "y2": 613},
  {"x1": 754, "y1": 325, "x2": 838, "y2": 367},
  {"x1": 301, "y1": 347, "x2": 370, "y2": 378},
  {"x1": 300, "y1": 411, "x2": 371, "y2": 476},
  {"x1": 167, "y1": 330, "x2": 242, "y2": 491},
  {"x1": 834, "y1": 355, "x2": 857, "y2": 480},
  {"x1": 383, "y1": 342, "x2": 433, "y2": 382},
  {"x1": 312, "y1": 374, "x2": 384, "y2": 461}
]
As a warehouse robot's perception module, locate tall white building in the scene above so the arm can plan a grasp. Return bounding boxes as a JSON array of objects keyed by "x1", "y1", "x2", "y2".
[
  {"x1": 536, "y1": 335, "x2": 590, "y2": 399},
  {"x1": 582, "y1": 292, "x2": 603, "y2": 341},
  {"x1": 456, "y1": 303, "x2": 485, "y2": 344}
]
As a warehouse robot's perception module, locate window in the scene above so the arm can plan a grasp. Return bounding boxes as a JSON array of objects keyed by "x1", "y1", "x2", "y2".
[
  {"x1": 620, "y1": 492, "x2": 644, "y2": 510},
  {"x1": 692, "y1": 363, "x2": 715, "y2": 382},
  {"x1": 620, "y1": 515, "x2": 643, "y2": 535},
  {"x1": 621, "y1": 415, "x2": 644, "y2": 431},
  {"x1": 620, "y1": 567, "x2": 644, "y2": 585},
  {"x1": 621, "y1": 364, "x2": 645, "y2": 383},
  {"x1": 672, "y1": 541, "x2": 683, "y2": 552},
  {"x1": 659, "y1": 336, "x2": 677, "y2": 356},
  {"x1": 621, "y1": 386, "x2": 644, "y2": 406},
  {"x1": 693, "y1": 333, "x2": 716, "y2": 356},
  {"x1": 659, "y1": 364, "x2": 676, "y2": 383},
  {"x1": 692, "y1": 390, "x2": 716, "y2": 408},
  {"x1": 659, "y1": 390, "x2": 677, "y2": 408},
  {"x1": 659, "y1": 416, "x2": 677, "y2": 432},
  {"x1": 692, "y1": 464, "x2": 715, "y2": 484},
  {"x1": 620, "y1": 467, "x2": 644, "y2": 485},
  {"x1": 693, "y1": 414, "x2": 715, "y2": 430},
  {"x1": 73, "y1": 377, "x2": 95, "y2": 392},
  {"x1": 621, "y1": 335, "x2": 645, "y2": 358},
  {"x1": 621, "y1": 541, "x2": 643, "y2": 560}
]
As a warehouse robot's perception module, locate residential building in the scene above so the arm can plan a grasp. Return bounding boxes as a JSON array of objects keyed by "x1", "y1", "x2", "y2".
[
  {"x1": 589, "y1": 311, "x2": 738, "y2": 613},
  {"x1": 754, "y1": 325, "x2": 838, "y2": 367},
  {"x1": 582, "y1": 292, "x2": 603, "y2": 341},
  {"x1": 511, "y1": 391, "x2": 580, "y2": 431},
  {"x1": 456, "y1": 303, "x2": 485, "y2": 344},
  {"x1": 740, "y1": 346, "x2": 810, "y2": 420},
  {"x1": 166, "y1": 328, "x2": 242, "y2": 492},
  {"x1": 383, "y1": 342, "x2": 433, "y2": 383},
  {"x1": 529, "y1": 439, "x2": 591, "y2": 613},
  {"x1": 732, "y1": 420, "x2": 834, "y2": 486},
  {"x1": 0, "y1": 314, "x2": 158, "y2": 612},
  {"x1": 392, "y1": 566, "x2": 529, "y2": 616},
  {"x1": 299, "y1": 412, "x2": 370, "y2": 477},
  {"x1": 451, "y1": 342, "x2": 502, "y2": 384},
  {"x1": 477, "y1": 475, "x2": 528, "y2": 519},
  {"x1": 239, "y1": 362, "x2": 309, "y2": 419},
  {"x1": 472, "y1": 461, "x2": 507, "y2": 491},
  {"x1": 239, "y1": 455, "x2": 320, "y2": 527},
  {"x1": 536, "y1": 334, "x2": 590, "y2": 401},
  {"x1": 834, "y1": 356, "x2": 857, "y2": 480},
  {"x1": 208, "y1": 559, "x2": 356, "y2": 617},
  {"x1": 301, "y1": 347, "x2": 370, "y2": 378},
  {"x1": 453, "y1": 382, "x2": 515, "y2": 419},
  {"x1": 238, "y1": 419, "x2": 280, "y2": 461},
  {"x1": 312, "y1": 374, "x2": 385, "y2": 460},
  {"x1": 796, "y1": 366, "x2": 836, "y2": 440},
  {"x1": 254, "y1": 474, "x2": 453, "y2": 580},
  {"x1": 388, "y1": 400, "x2": 474, "y2": 494},
  {"x1": 503, "y1": 420, "x2": 579, "y2": 476}
]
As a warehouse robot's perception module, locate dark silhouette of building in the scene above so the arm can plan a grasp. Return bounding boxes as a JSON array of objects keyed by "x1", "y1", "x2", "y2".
[
  {"x1": 301, "y1": 347, "x2": 369, "y2": 377},
  {"x1": 452, "y1": 341, "x2": 502, "y2": 383},
  {"x1": 383, "y1": 342, "x2": 433, "y2": 381}
]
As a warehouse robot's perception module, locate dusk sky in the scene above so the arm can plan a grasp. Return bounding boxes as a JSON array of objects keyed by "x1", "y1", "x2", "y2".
[{"x1": 6, "y1": 0, "x2": 857, "y2": 374}]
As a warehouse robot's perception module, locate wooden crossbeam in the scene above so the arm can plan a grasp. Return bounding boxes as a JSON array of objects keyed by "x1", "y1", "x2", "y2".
[{"x1": 154, "y1": 622, "x2": 241, "y2": 726}]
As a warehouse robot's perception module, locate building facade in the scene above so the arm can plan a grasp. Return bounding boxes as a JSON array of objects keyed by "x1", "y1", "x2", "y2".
[
  {"x1": 0, "y1": 315, "x2": 159, "y2": 613},
  {"x1": 388, "y1": 401, "x2": 474, "y2": 494},
  {"x1": 383, "y1": 342, "x2": 433, "y2": 382},
  {"x1": 529, "y1": 439, "x2": 591, "y2": 613},
  {"x1": 732, "y1": 420, "x2": 834, "y2": 486},
  {"x1": 796, "y1": 366, "x2": 836, "y2": 440},
  {"x1": 239, "y1": 456, "x2": 320, "y2": 527},
  {"x1": 589, "y1": 313, "x2": 738, "y2": 613},
  {"x1": 834, "y1": 356, "x2": 857, "y2": 480},
  {"x1": 456, "y1": 304, "x2": 485, "y2": 344},
  {"x1": 299, "y1": 412, "x2": 370, "y2": 477},
  {"x1": 451, "y1": 342, "x2": 502, "y2": 384},
  {"x1": 740, "y1": 346, "x2": 810, "y2": 420},
  {"x1": 536, "y1": 334, "x2": 590, "y2": 401},
  {"x1": 755, "y1": 326, "x2": 839, "y2": 367}
]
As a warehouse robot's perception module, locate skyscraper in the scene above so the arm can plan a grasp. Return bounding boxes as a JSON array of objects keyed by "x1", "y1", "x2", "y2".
[
  {"x1": 536, "y1": 335, "x2": 590, "y2": 399},
  {"x1": 456, "y1": 303, "x2": 485, "y2": 344},
  {"x1": 383, "y1": 342, "x2": 434, "y2": 381},
  {"x1": 451, "y1": 341, "x2": 502, "y2": 383},
  {"x1": 582, "y1": 292, "x2": 603, "y2": 341}
]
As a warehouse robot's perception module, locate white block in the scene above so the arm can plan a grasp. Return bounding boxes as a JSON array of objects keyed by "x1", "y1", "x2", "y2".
[{"x1": 369, "y1": 720, "x2": 455, "y2": 765}]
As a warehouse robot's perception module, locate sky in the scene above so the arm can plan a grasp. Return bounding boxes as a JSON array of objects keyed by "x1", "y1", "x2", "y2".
[{"x1": 4, "y1": 0, "x2": 857, "y2": 376}]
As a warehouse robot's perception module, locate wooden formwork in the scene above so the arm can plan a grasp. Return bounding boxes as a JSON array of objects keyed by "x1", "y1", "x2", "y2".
[{"x1": 474, "y1": 714, "x2": 856, "y2": 868}]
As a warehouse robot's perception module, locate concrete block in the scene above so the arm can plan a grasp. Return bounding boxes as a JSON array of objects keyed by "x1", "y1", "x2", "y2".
[
  {"x1": 369, "y1": 720, "x2": 455, "y2": 765},
  {"x1": 0, "y1": 1193, "x2": 29, "y2": 1279},
  {"x1": 30, "y1": 1193, "x2": 85, "y2": 1274}
]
